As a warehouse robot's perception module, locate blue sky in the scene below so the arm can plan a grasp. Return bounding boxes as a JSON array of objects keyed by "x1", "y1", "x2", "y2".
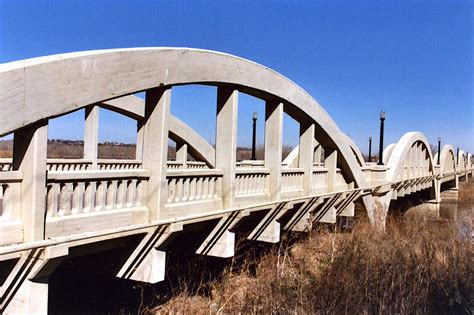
[{"x1": 0, "y1": 0, "x2": 472, "y2": 153}]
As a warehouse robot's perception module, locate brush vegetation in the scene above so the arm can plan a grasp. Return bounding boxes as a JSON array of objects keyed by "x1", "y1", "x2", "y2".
[{"x1": 148, "y1": 183, "x2": 473, "y2": 314}]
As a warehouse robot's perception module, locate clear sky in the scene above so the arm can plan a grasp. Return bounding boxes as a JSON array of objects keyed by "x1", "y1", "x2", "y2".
[{"x1": 1, "y1": 0, "x2": 472, "y2": 154}]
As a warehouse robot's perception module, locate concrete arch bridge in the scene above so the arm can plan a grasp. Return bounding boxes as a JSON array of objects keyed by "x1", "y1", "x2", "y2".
[{"x1": 0, "y1": 48, "x2": 472, "y2": 313}]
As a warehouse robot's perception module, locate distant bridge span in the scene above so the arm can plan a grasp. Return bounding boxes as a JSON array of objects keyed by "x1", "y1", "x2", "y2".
[{"x1": 0, "y1": 48, "x2": 472, "y2": 313}]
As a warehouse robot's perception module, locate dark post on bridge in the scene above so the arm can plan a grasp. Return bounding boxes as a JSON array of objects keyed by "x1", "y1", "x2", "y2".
[
  {"x1": 368, "y1": 136, "x2": 372, "y2": 162},
  {"x1": 437, "y1": 137, "x2": 441, "y2": 165},
  {"x1": 251, "y1": 111, "x2": 258, "y2": 160},
  {"x1": 378, "y1": 110, "x2": 385, "y2": 165}
]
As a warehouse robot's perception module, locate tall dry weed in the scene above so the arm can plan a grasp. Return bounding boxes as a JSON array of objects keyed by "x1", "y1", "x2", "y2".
[{"x1": 152, "y1": 217, "x2": 473, "y2": 314}]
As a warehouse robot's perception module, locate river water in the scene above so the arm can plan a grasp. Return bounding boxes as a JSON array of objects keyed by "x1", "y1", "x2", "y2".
[{"x1": 404, "y1": 180, "x2": 473, "y2": 239}]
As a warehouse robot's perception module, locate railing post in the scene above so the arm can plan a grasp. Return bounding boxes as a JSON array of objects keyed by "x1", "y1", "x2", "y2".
[
  {"x1": 215, "y1": 87, "x2": 238, "y2": 208},
  {"x1": 264, "y1": 101, "x2": 283, "y2": 201},
  {"x1": 299, "y1": 122, "x2": 315, "y2": 194},
  {"x1": 325, "y1": 149, "x2": 337, "y2": 192},
  {"x1": 176, "y1": 142, "x2": 188, "y2": 168},
  {"x1": 140, "y1": 87, "x2": 171, "y2": 221},
  {"x1": 84, "y1": 105, "x2": 100, "y2": 169},
  {"x1": 13, "y1": 121, "x2": 48, "y2": 242}
]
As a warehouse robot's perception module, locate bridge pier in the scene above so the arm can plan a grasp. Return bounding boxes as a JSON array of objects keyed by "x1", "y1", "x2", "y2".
[
  {"x1": 117, "y1": 223, "x2": 182, "y2": 284},
  {"x1": 1, "y1": 245, "x2": 68, "y2": 314}
]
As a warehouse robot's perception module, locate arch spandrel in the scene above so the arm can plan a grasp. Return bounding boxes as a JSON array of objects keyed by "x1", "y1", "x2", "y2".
[
  {"x1": 439, "y1": 145, "x2": 456, "y2": 174},
  {"x1": 382, "y1": 143, "x2": 396, "y2": 164},
  {"x1": 386, "y1": 132, "x2": 435, "y2": 182},
  {"x1": 0, "y1": 48, "x2": 372, "y2": 218},
  {"x1": 100, "y1": 95, "x2": 215, "y2": 167}
]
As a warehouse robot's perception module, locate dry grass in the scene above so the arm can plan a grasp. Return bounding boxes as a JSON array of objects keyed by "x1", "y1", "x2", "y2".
[{"x1": 150, "y1": 213, "x2": 473, "y2": 314}]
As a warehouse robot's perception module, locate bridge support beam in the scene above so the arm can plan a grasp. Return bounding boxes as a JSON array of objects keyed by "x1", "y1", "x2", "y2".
[
  {"x1": 117, "y1": 223, "x2": 182, "y2": 283},
  {"x1": 13, "y1": 121, "x2": 48, "y2": 242},
  {"x1": 215, "y1": 87, "x2": 238, "y2": 208},
  {"x1": 248, "y1": 203, "x2": 289, "y2": 243},
  {"x1": 196, "y1": 211, "x2": 247, "y2": 258},
  {"x1": 284, "y1": 198, "x2": 321, "y2": 231},
  {"x1": 1, "y1": 245, "x2": 68, "y2": 314},
  {"x1": 84, "y1": 105, "x2": 100, "y2": 169},
  {"x1": 140, "y1": 87, "x2": 171, "y2": 221},
  {"x1": 264, "y1": 101, "x2": 283, "y2": 201}
]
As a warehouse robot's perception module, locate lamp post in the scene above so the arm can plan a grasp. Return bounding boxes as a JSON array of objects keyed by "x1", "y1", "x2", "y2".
[
  {"x1": 378, "y1": 110, "x2": 385, "y2": 165},
  {"x1": 251, "y1": 111, "x2": 258, "y2": 160},
  {"x1": 368, "y1": 136, "x2": 372, "y2": 162},
  {"x1": 437, "y1": 137, "x2": 441, "y2": 165}
]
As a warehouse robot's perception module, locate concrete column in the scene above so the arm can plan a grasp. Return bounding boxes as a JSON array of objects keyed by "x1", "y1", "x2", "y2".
[
  {"x1": 299, "y1": 122, "x2": 315, "y2": 194},
  {"x1": 215, "y1": 87, "x2": 238, "y2": 208},
  {"x1": 136, "y1": 119, "x2": 144, "y2": 161},
  {"x1": 141, "y1": 87, "x2": 171, "y2": 221},
  {"x1": 326, "y1": 149, "x2": 337, "y2": 192},
  {"x1": 176, "y1": 142, "x2": 188, "y2": 168},
  {"x1": 3, "y1": 277, "x2": 49, "y2": 314},
  {"x1": 264, "y1": 101, "x2": 283, "y2": 201},
  {"x1": 314, "y1": 143, "x2": 322, "y2": 165},
  {"x1": 13, "y1": 122, "x2": 48, "y2": 242},
  {"x1": 84, "y1": 105, "x2": 100, "y2": 168}
]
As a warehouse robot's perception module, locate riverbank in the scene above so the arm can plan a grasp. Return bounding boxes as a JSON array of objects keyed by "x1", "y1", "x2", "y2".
[{"x1": 148, "y1": 181, "x2": 474, "y2": 314}]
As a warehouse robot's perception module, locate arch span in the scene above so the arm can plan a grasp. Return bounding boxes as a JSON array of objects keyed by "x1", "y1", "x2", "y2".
[
  {"x1": 386, "y1": 132, "x2": 435, "y2": 183},
  {"x1": 0, "y1": 48, "x2": 372, "y2": 217},
  {"x1": 439, "y1": 145, "x2": 456, "y2": 175}
]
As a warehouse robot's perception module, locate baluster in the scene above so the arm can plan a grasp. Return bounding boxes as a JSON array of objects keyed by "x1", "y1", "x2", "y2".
[
  {"x1": 167, "y1": 178, "x2": 175, "y2": 204},
  {"x1": 175, "y1": 177, "x2": 183, "y2": 203},
  {"x1": 136, "y1": 180, "x2": 148, "y2": 207},
  {"x1": 47, "y1": 184, "x2": 59, "y2": 218},
  {"x1": 196, "y1": 177, "x2": 203, "y2": 200},
  {"x1": 116, "y1": 180, "x2": 126, "y2": 208},
  {"x1": 83, "y1": 181, "x2": 96, "y2": 212},
  {"x1": 189, "y1": 177, "x2": 196, "y2": 201},
  {"x1": 72, "y1": 181, "x2": 85, "y2": 214},
  {"x1": 107, "y1": 180, "x2": 117, "y2": 209},
  {"x1": 182, "y1": 177, "x2": 189, "y2": 202},
  {"x1": 209, "y1": 176, "x2": 216, "y2": 198},
  {"x1": 127, "y1": 179, "x2": 137, "y2": 207},
  {"x1": 59, "y1": 183, "x2": 73, "y2": 216},
  {"x1": 202, "y1": 177, "x2": 209, "y2": 199},
  {"x1": 95, "y1": 181, "x2": 106, "y2": 211}
]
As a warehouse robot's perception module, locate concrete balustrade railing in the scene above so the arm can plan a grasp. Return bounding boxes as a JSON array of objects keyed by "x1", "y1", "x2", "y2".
[
  {"x1": 311, "y1": 167, "x2": 329, "y2": 193},
  {"x1": 44, "y1": 170, "x2": 150, "y2": 239},
  {"x1": 0, "y1": 171, "x2": 23, "y2": 246},
  {"x1": 281, "y1": 168, "x2": 304, "y2": 197},
  {"x1": 0, "y1": 158, "x2": 12, "y2": 171},
  {"x1": 165, "y1": 169, "x2": 224, "y2": 217},
  {"x1": 336, "y1": 169, "x2": 350, "y2": 191},
  {"x1": 235, "y1": 168, "x2": 270, "y2": 197},
  {"x1": 47, "y1": 159, "x2": 93, "y2": 171},
  {"x1": 167, "y1": 161, "x2": 208, "y2": 169},
  {"x1": 46, "y1": 170, "x2": 149, "y2": 218},
  {"x1": 98, "y1": 159, "x2": 142, "y2": 170},
  {"x1": 0, "y1": 171, "x2": 22, "y2": 221},
  {"x1": 236, "y1": 160, "x2": 265, "y2": 168}
]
